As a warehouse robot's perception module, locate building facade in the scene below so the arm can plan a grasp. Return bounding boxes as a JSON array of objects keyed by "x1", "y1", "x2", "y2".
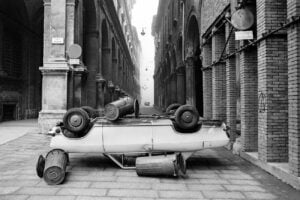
[
  {"x1": 0, "y1": 0, "x2": 141, "y2": 133},
  {"x1": 153, "y1": 0, "x2": 300, "y2": 187}
]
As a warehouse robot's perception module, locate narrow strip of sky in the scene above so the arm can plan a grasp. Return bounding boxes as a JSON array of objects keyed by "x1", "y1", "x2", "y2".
[{"x1": 132, "y1": 0, "x2": 159, "y2": 106}]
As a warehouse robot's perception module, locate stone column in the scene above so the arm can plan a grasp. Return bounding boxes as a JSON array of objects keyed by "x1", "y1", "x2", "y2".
[
  {"x1": 287, "y1": 0, "x2": 300, "y2": 176},
  {"x1": 107, "y1": 80, "x2": 115, "y2": 102},
  {"x1": 176, "y1": 66, "x2": 186, "y2": 105},
  {"x1": 170, "y1": 73, "x2": 177, "y2": 103},
  {"x1": 39, "y1": 0, "x2": 71, "y2": 133},
  {"x1": 212, "y1": 31, "x2": 226, "y2": 121},
  {"x1": 84, "y1": 31, "x2": 99, "y2": 107},
  {"x1": 185, "y1": 57, "x2": 196, "y2": 106},
  {"x1": 225, "y1": 24, "x2": 237, "y2": 142},
  {"x1": 257, "y1": 0, "x2": 288, "y2": 162},
  {"x1": 73, "y1": 66, "x2": 87, "y2": 107},
  {"x1": 96, "y1": 74, "x2": 106, "y2": 114}
]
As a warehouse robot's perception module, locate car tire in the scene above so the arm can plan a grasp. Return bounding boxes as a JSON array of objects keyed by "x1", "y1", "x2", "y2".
[
  {"x1": 174, "y1": 105, "x2": 199, "y2": 130},
  {"x1": 36, "y1": 155, "x2": 45, "y2": 178},
  {"x1": 166, "y1": 103, "x2": 181, "y2": 115},
  {"x1": 63, "y1": 108, "x2": 90, "y2": 133}
]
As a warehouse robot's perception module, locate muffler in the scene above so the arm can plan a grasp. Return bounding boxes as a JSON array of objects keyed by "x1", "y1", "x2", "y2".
[{"x1": 136, "y1": 154, "x2": 186, "y2": 177}]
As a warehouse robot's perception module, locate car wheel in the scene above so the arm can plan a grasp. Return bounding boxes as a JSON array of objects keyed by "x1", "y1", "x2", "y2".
[
  {"x1": 166, "y1": 103, "x2": 181, "y2": 115},
  {"x1": 174, "y1": 105, "x2": 199, "y2": 130},
  {"x1": 63, "y1": 108, "x2": 90, "y2": 133},
  {"x1": 36, "y1": 155, "x2": 45, "y2": 178},
  {"x1": 81, "y1": 106, "x2": 97, "y2": 118}
]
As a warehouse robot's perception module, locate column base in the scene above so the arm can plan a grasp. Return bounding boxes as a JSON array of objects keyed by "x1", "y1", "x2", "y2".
[{"x1": 38, "y1": 110, "x2": 66, "y2": 134}]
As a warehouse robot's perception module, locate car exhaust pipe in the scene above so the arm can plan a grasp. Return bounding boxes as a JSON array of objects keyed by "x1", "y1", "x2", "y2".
[{"x1": 136, "y1": 154, "x2": 186, "y2": 177}]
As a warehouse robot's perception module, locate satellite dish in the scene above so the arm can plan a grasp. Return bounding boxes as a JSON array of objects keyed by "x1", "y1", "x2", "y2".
[
  {"x1": 231, "y1": 8, "x2": 254, "y2": 31},
  {"x1": 67, "y1": 44, "x2": 82, "y2": 59}
]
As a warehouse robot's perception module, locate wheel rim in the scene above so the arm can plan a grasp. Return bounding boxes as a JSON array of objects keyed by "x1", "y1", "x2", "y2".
[
  {"x1": 181, "y1": 111, "x2": 193, "y2": 123},
  {"x1": 69, "y1": 114, "x2": 82, "y2": 127}
]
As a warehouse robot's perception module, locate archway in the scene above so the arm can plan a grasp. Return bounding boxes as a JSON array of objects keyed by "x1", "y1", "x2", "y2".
[
  {"x1": 186, "y1": 15, "x2": 203, "y2": 116},
  {"x1": 0, "y1": 0, "x2": 43, "y2": 121}
]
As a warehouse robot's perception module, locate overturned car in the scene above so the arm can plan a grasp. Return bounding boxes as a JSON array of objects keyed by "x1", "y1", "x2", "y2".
[{"x1": 36, "y1": 97, "x2": 230, "y2": 185}]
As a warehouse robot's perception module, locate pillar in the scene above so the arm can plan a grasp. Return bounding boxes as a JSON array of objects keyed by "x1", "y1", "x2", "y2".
[
  {"x1": 257, "y1": 0, "x2": 288, "y2": 162},
  {"x1": 225, "y1": 24, "x2": 237, "y2": 142},
  {"x1": 96, "y1": 74, "x2": 106, "y2": 114},
  {"x1": 39, "y1": 0, "x2": 72, "y2": 133},
  {"x1": 176, "y1": 66, "x2": 186, "y2": 105},
  {"x1": 170, "y1": 73, "x2": 177, "y2": 103},
  {"x1": 185, "y1": 57, "x2": 196, "y2": 106},
  {"x1": 73, "y1": 67, "x2": 87, "y2": 107},
  {"x1": 240, "y1": 47, "x2": 258, "y2": 152},
  {"x1": 202, "y1": 41, "x2": 212, "y2": 119},
  {"x1": 212, "y1": 31, "x2": 226, "y2": 121},
  {"x1": 287, "y1": 0, "x2": 300, "y2": 176}
]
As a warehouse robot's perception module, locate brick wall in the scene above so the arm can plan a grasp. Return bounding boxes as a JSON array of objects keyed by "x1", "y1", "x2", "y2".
[
  {"x1": 202, "y1": 41, "x2": 212, "y2": 119},
  {"x1": 201, "y1": 0, "x2": 230, "y2": 35},
  {"x1": 225, "y1": 24, "x2": 237, "y2": 141},
  {"x1": 203, "y1": 69, "x2": 212, "y2": 119},
  {"x1": 257, "y1": 0, "x2": 288, "y2": 162},
  {"x1": 287, "y1": 0, "x2": 300, "y2": 176},
  {"x1": 240, "y1": 47, "x2": 258, "y2": 152},
  {"x1": 212, "y1": 30, "x2": 226, "y2": 121}
]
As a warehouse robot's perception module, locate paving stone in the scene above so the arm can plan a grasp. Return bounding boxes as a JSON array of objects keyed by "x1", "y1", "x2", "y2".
[
  {"x1": 0, "y1": 180, "x2": 40, "y2": 187},
  {"x1": 16, "y1": 187, "x2": 60, "y2": 195},
  {"x1": 115, "y1": 170, "x2": 139, "y2": 177},
  {"x1": 27, "y1": 195, "x2": 76, "y2": 200},
  {"x1": 198, "y1": 179, "x2": 230, "y2": 184},
  {"x1": 219, "y1": 174, "x2": 254, "y2": 180},
  {"x1": 188, "y1": 173, "x2": 220, "y2": 179},
  {"x1": 116, "y1": 176, "x2": 160, "y2": 183},
  {"x1": 203, "y1": 191, "x2": 245, "y2": 199},
  {"x1": 159, "y1": 190, "x2": 204, "y2": 199},
  {"x1": 243, "y1": 192, "x2": 277, "y2": 199},
  {"x1": 108, "y1": 189, "x2": 158, "y2": 198},
  {"x1": 187, "y1": 184, "x2": 224, "y2": 191},
  {"x1": 224, "y1": 185, "x2": 266, "y2": 192},
  {"x1": 37, "y1": 180, "x2": 91, "y2": 188},
  {"x1": 0, "y1": 195, "x2": 29, "y2": 200},
  {"x1": 229, "y1": 179, "x2": 261, "y2": 185},
  {"x1": 152, "y1": 183, "x2": 187, "y2": 190},
  {"x1": 57, "y1": 188, "x2": 107, "y2": 196},
  {"x1": 76, "y1": 197, "x2": 119, "y2": 200},
  {"x1": 66, "y1": 175, "x2": 116, "y2": 182},
  {"x1": 90, "y1": 182, "x2": 151, "y2": 189},
  {"x1": 0, "y1": 187, "x2": 21, "y2": 195}
]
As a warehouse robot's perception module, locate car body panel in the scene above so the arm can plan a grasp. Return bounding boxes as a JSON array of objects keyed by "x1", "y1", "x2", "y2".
[{"x1": 50, "y1": 117, "x2": 229, "y2": 159}]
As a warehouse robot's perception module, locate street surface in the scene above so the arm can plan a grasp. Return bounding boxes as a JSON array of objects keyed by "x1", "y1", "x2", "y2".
[{"x1": 0, "y1": 107, "x2": 299, "y2": 199}]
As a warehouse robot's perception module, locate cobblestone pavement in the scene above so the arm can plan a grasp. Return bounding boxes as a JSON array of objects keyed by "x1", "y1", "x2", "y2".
[{"x1": 0, "y1": 108, "x2": 300, "y2": 200}]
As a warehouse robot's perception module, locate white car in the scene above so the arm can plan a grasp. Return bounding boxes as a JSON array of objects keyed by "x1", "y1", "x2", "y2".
[{"x1": 36, "y1": 100, "x2": 230, "y2": 185}]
